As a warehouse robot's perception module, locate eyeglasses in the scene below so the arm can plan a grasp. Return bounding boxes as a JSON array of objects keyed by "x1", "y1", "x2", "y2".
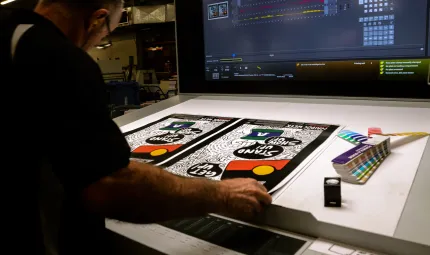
[
  {"x1": 105, "y1": 15, "x2": 113, "y2": 47},
  {"x1": 97, "y1": 15, "x2": 113, "y2": 49}
]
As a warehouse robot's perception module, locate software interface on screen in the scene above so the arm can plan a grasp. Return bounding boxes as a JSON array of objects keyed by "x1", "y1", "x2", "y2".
[{"x1": 203, "y1": 0, "x2": 430, "y2": 81}]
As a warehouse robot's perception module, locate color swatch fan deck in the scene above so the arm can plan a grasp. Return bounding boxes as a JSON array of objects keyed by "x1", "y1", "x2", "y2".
[{"x1": 333, "y1": 133, "x2": 391, "y2": 184}]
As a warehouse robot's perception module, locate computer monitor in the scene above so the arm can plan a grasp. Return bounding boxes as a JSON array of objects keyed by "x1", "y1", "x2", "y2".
[{"x1": 176, "y1": 0, "x2": 430, "y2": 98}]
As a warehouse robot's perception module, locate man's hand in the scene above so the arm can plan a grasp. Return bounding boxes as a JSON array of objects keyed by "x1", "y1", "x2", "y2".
[
  {"x1": 217, "y1": 178, "x2": 272, "y2": 219},
  {"x1": 84, "y1": 162, "x2": 272, "y2": 224}
]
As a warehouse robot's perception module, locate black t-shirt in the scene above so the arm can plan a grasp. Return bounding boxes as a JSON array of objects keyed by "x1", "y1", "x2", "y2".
[{"x1": 0, "y1": 8, "x2": 131, "y2": 255}]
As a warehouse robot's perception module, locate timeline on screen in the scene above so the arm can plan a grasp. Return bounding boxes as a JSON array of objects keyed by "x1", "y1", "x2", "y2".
[{"x1": 203, "y1": 0, "x2": 429, "y2": 82}]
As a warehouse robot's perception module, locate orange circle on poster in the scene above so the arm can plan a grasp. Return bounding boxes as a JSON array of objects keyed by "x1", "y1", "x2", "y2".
[
  {"x1": 150, "y1": 149, "x2": 168, "y2": 156},
  {"x1": 252, "y1": 165, "x2": 275, "y2": 176}
]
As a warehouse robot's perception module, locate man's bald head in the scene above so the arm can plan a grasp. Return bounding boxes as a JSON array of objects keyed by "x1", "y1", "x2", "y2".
[
  {"x1": 38, "y1": 0, "x2": 123, "y2": 11},
  {"x1": 35, "y1": 0, "x2": 124, "y2": 51}
]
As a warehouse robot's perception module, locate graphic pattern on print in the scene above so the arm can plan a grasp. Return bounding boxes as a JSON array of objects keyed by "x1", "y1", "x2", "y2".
[
  {"x1": 125, "y1": 118, "x2": 228, "y2": 151},
  {"x1": 165, "y1": 124, "x2": 324, "y2": 179}
]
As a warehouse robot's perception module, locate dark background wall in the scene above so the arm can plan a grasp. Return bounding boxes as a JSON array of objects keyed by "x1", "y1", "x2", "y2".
[
  {"x1": 136, "y1": 21, "x2": 176, "y2": 72},
  {"x1": 3, "y1": 0, "x2": 177, "y2": 73},
  {"x1": 1, "y1": 0, "x2": 173, "y2": 9}
]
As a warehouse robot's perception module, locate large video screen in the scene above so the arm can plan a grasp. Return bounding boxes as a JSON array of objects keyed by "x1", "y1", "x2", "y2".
[{"x1": 203, "y1": 0, "x2": 430, "y2": 82}]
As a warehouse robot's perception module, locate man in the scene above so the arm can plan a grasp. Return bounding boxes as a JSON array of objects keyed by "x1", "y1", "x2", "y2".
[{"x1": 0, "y1": 1, "x2": 272, "y2": 254}]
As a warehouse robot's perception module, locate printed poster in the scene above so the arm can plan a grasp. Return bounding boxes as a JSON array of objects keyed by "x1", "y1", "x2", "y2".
[
  {"x1": 124, "y1": 114, "x2": 239, "y2": 164},
  {"x1": 157, "y1": 118, "x2": 339, "y2": 193}
]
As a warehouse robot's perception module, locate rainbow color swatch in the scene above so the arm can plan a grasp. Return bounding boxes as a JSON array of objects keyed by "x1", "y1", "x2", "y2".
[
  {"x1": 338, "y1": 130, "x2": 369, "y2": 145},
  {"x1": 332, "y1": 136, "x2": 391, "y2": 185}
]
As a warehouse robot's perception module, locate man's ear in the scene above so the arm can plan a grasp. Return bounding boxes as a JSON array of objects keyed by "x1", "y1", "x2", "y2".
[{"x1": 89, "y1": 8, "x2": 110, "y2": 28}]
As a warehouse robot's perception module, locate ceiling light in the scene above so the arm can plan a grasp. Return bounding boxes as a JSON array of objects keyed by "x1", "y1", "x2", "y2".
[{"x1": 1, "y1": 0, "x2": 16, "y2": 5}]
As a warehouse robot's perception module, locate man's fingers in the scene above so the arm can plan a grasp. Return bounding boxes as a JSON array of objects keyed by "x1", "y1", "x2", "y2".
[
  {"x1": 243, "y1": 178, "x2": 267, "y2": 192},
  {"x1": 219, "y1": 178, "x2": 272, "y2": 219},
  {"x1": 253, "y1": 189, "x2": 272, "y2": 205},
  {"x1": 246, "y1": 179, "x2": 271, "y2": 205},
  {"x1": 254, "y1": 181, "x2": 268, "y2": 192},
  {"x1": 248, "y1": 197, "x2": 263, "y2": 214}
]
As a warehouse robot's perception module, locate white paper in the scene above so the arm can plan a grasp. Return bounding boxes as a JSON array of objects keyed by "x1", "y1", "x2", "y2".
[
  {"x1": 119, "y1": 98, "x2": 430, "y2": 237},
  {"x1": 309, "y1": 238, "x2": 382, "y2": 255},
  {"x1": 273, "y1": 102, "x2": 430, "y2": 236}
]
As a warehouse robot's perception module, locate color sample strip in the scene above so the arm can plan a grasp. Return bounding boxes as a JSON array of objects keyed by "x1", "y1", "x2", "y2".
[
  {"x1": 350, "y1": 139, "x2": 390, "y2": 183},
  {"x1": 351, "y1": 142, "x2": 389, "y2": 177},
  {"x1": 368, "y1": 127, "x2": 382, "y2": 137},
  {"x1": 352, "y1": 155, "x2": 381, "y2": 178},
  {"x1": 338, "y1": 130, "x2": 368, "y2": 145},
  {"x1": 358, "y1": 158, "x2": 386, "y2": 184},
  {"x1": 375, "y1": 132, "x2": 430, "y2": 137},
  {"x1": 368, "y1": 127, "x2": 429, "y2": 137},
  {"x1": 338, "y1": 156, "x2": 386, "y2": 184},
  {"x1": 332, "y1": 136, "x2": 391, "y2": 184},
  {"x1": 355, "y1": 156, "x2": 383, "y2": 180}
]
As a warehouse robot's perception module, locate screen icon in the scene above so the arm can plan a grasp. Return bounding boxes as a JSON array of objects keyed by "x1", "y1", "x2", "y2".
[{"x1": 208, "y1": 1, "x2": 229, "y2": 20}]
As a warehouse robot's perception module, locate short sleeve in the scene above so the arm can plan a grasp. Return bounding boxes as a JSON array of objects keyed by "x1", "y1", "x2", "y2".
[
  {"x1": 49, "y1": 60, "x2": 131, "y2": 190},
  {"x1": 53, "y1": 115, "x2": 131, "y2": 190},
  {"x1": 13, "y1": 25, "x2": 131, "y2": 190}
]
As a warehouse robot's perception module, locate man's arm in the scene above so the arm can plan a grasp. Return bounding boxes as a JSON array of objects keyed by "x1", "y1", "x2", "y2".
[
  {"x1": 37, "y1": 52, "x2": 271, "y2": 223},
  {"x1": 83, "y1": 160, "x2": 272, "y2": 224}
]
